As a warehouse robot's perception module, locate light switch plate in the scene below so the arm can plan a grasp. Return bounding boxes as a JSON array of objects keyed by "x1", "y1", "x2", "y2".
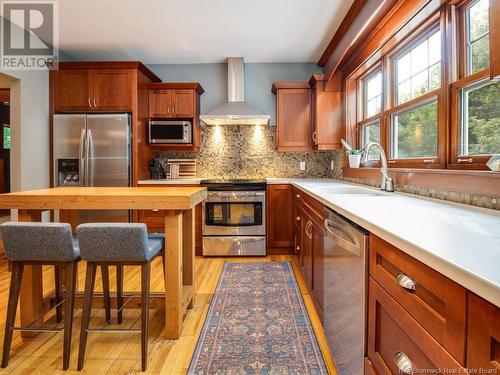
[{"x1": 300, "y1": 161, "x2": 306, "y2": 171}]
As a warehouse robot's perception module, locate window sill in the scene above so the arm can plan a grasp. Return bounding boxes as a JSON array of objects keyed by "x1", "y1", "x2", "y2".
[{"x1": 343, "y1": 167, "x2": 500, "y2": 197}]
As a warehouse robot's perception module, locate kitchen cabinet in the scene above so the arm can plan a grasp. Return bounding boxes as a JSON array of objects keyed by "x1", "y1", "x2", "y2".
[
  {"x1": 92, "y1": 69, "x2": 134, "y2": 110},
  {"x1": 370, "y1": 236, "x2": 467, "y2": 362},
  {"x1": 367, "y1": 278, "x2": 466, "y2": 375},
  {"x1": 266, "y1": 184, "x2": 293, "y2": 253},
  {"x1": 309, "y1": 74, "x2": 343, "y2": 151},
  {"x1": 466, "y1": 293, "x2": 500, "y2": 371},
  {"x1": 149, "y1": 89, "x2": 195, "y2": 118},
  {"x1": 53, "y1": 69, "x2": 93, "y2": 111},
  {"x1": 52, "y1": 65, "x2": 141, "y2": 112},
  {"x1": 290, "y1": 186, "x2": 325, "y2": 314},
  {"x1": 272, "y1": 83, "x2": 312, "y2": 152}
]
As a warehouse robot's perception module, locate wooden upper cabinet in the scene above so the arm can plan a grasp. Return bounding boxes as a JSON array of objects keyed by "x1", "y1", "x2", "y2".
[
  {"x1": 53, "y1": 69, "x2": 93, "y2": 111},
  {"x1": 171, "y1": 89, "x2": 194, "y2": 118},
  {"x1": 92, "y1": 69, "x2": 133, "y2": 111},
  {"x1": 309, "y1": 73, "x2": 343, "y2": 151},
  {"x1": 466, "y1": 293, "x2": 500, "y2": 371},
  {"x1": 149, "y1": 90, "x2": 172, "y2": 117},
  {"x1": 272, "y1": 83, "x2": 312, "y2": 152},
  {"x1": 266, "y1": 184, "x2": 293, "y2": 250},
  {"x1": 149, "y1": 84, "x2": 203, "y2": 119},
  {"x1": 52, "y1": 62, "x2": 160, "y2": 113}
]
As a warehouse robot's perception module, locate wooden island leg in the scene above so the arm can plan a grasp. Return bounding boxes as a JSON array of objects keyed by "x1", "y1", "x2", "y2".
[
  {"x1": 18, "y1": 210, "x2": 44, "y2": 338},
  {"x1": 183, "y1": 208, "x2": 195, "y2": 309},
  {"x1": 164, "y1": 211, "x2": 183, "y2": 339}
]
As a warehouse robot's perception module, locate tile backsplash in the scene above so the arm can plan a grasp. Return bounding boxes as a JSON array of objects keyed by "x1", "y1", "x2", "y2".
[{"x1": 154, "y1": 124, "x2": 343, "y2": 179}]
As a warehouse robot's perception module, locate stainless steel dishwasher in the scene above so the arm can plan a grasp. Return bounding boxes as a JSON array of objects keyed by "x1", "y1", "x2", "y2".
[{"x1": 323, "y1": 207, "x2": 369, "y2": 375}]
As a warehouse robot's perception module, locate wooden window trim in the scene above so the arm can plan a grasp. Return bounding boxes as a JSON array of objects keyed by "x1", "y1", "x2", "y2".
[{"x1": 449, "y1": 68, "x2": 493, "y2": 169}]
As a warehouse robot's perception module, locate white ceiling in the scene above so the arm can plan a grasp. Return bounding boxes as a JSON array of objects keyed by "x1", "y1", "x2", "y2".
[{"x1": 57, "y1": 0, "x2": 354, "y2": 64}]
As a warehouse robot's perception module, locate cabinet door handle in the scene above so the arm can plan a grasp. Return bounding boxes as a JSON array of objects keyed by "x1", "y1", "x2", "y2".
[
  {"x1": 167, "y1": 106, "x2": 170, "y2": 114},
  {"x1": 88, "y1": 97, "x2": 92, "y2": 108},
  {"x1": 93, "y1": 97, "x2": 97, "y2": 108},
  {"x1": 172, "y1": 106, "x2": 175, "y2": 114},
  {"x1": 312, "y1": 131, "x2": 317, "y2": 144},
  {"x1": 296, "y1": 194, "x2": 300, "y2": 199},
  {"x1": 394, "y1": 351, "x2": 413, "y2": 374},
  {"x1": 457, "y1": 158, "x2": 473, "y2": 163},
  {"x1": 396, "y1": 273, "x2": 416, "y2": 291},
  {"x1": 296, "y1": 216, "x2": 300, "y2": 221}
]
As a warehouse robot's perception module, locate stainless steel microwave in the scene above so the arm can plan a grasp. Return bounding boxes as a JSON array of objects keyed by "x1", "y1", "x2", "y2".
[{"x1": 148, "y1": 120, "x2": 192, "y2": 144}]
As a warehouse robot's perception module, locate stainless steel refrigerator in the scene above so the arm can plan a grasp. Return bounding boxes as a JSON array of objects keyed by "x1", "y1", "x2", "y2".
[{"x1": 53, "y1": 113, "x2": 131, "y2": 224}]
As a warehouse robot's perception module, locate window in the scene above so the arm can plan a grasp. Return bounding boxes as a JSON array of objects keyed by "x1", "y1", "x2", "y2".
[
  {"x1": 345, "y1": 0, "x2": 497, "y2": 172},
  {"x1": 459, "y1": 80, "x2": 500, "y2": 156},
  {"x1": 3, "y1": 125, "x2": 10, "y2": 149},
  {"x1": 466, "y1": 0, "x2": 489, "y2": 75},
  {"x1": 361, "y1": 121, "x2": 380, "y2": 160},
  {"x1": 395, "y1": 31, "x2": 441, "y2": 104},
  {"x1": 363, "y1": 72, "x2": 382, "y2": 118},
  {"x1": 391, "y1": 100, "x2": 438, "y2": 159}
]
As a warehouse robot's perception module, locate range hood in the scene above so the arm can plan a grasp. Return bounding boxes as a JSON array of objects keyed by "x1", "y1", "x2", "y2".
[{"x1": 200, "y1": 57, "x2": 270, "y2": 126}]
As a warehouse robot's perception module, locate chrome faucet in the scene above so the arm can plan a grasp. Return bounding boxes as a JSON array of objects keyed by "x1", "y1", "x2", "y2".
[{"x1": 363, "y1": 142, "x2": 394, "y2": 192}]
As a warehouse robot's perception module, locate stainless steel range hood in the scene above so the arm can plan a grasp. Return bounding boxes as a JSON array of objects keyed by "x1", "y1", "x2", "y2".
[{"x1": 200, "y1": 57, "x2": 270, "y2": 126}]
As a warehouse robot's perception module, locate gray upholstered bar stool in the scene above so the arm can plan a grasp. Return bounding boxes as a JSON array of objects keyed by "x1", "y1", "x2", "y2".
[
  {"x1": 76, "y1": 223, "x2": 164, "y2": 372},
  {"x1": 0, "y1": 222, "x2": 80, "y2": 370}
]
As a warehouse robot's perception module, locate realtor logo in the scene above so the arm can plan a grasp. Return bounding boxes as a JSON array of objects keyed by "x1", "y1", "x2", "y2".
[{"x1": 0, "y1": 0, "x2": 59, "y2": 70}]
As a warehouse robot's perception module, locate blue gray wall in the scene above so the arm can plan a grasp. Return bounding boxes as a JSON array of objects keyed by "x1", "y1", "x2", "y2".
[{"x1": 147, "y1": 62, "x2": 322, "y2": 125}]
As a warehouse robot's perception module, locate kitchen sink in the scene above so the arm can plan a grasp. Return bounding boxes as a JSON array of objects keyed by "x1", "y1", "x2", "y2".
[{"x1": 318, "y1": 186, "x2": 387, "y2": 196}]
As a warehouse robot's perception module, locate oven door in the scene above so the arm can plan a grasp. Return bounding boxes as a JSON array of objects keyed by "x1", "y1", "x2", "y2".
[{"x1": 202, "y1": 191, "x2": 266, "y2": 236}]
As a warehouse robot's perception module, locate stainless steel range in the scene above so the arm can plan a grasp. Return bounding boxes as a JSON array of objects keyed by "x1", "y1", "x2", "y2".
[{"x1": 201, "y1": 179, "x2": 266, "y2": 256}]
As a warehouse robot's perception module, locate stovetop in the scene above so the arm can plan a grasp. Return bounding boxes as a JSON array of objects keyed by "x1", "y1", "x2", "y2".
[{"x1": 201, "y1": 179, "x2": 267, "y2": 191}]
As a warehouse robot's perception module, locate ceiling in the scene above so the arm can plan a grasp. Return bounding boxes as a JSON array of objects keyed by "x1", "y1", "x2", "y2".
[{"x1": 57, "y1": 0, "x2": 354, "y2": 64}]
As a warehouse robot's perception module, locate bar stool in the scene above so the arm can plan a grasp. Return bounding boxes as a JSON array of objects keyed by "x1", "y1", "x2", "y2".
[
  {"x1": 0, "y1": 222, "x2": 80, "y2": 370},
  {"x1": 76, "y1": 223, "x2": 164, "y2": 372}
]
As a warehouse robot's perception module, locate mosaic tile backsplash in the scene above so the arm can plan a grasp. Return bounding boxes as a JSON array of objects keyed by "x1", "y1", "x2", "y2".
[
  {"x1": 154, "y1": 125, "x2": 343, "y2": 179},
  {"x1": 342, "y1": 177, "x2": 499, "y2": 210},
  {"x1": 153, "y1": 124, "x2": 497, "y2": 210}
]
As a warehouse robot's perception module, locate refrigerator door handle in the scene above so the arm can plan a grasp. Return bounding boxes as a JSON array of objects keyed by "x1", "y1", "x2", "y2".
[
  {"x1": 79, "y1": 129, "x2": 86, "y2": 186},
  {"x1": 85, "y1": 129, "x2": 93, "y2": 186}
]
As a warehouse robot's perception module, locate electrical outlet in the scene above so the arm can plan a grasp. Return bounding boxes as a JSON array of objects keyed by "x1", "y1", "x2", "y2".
[{"x1": 300, "y1": 161, "x2": 306, "y2": 171}]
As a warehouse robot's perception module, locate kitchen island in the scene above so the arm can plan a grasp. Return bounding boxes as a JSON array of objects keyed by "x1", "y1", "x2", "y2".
[{"x1": 0, "y1": 186, "x2": 207, "y2": 339}]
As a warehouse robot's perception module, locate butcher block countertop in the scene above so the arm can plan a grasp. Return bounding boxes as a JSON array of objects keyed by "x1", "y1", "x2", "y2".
[{"x1": 0, "y1": 186, "x2": 207, "y2": 210}]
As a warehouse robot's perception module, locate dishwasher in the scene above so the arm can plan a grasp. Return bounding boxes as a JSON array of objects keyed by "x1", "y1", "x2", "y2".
[{"x1": 323, "y1": 207, "x2": 369, "y2": 375}]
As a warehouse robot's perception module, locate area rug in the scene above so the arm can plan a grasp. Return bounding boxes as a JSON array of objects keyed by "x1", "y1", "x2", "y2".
[{"x1": 188, "y1": 262, "x2": 328, "y2": 374}]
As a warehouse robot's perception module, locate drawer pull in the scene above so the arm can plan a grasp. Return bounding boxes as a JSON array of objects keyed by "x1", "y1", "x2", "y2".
[
  {"x1": 296, "y1": 194, "x2": 300, "y2": 199},
  {"x1": 152, "y1": 209, "x2": 159, "y2": 212},
  {"x1": 394, "y1": 351, "x2": 413, "y2": 374},
  {"x1": 396, "y1": 273, "x2": 416, "y2": 291},
  {"x1": 296, "y1": 216, "x2": 300, "y2": 221}
]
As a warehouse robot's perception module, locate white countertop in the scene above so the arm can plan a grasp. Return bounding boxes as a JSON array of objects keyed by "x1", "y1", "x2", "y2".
[
  {"x1": 278, "y1": 178, "x2": 500, "y2": 307},
  {"x1": 138, "y1": 178, "x2": 202, "y2": 185}
]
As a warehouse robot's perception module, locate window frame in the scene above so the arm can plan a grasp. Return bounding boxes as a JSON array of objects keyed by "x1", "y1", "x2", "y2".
[
  {"x1": 355, "y1": 64, "x2": 384, "y2": 167},
  {"x1": 449, "y1": 0, "x2": 493, "y2": 169}
]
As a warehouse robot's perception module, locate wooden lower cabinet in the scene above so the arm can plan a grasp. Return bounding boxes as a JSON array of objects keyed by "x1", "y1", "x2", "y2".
[
  {"x1": 301, "y1": 209, "x2": 313, "y2": 290},
  {"x1": 311, "y1": 218, "x2": 324, "y2": 317},
  {"x1": 370, "y1": 236, "x2": 467, "y2": 362},
  {"x1": 466, "y1": 293, "x2": 500, "y2": 371},
  {"x1": 367, "y1": 277, "x2": 466, "y2": 374},
  {"x1": 266, "y1": 184, "x2": 293, "y2": 253}
]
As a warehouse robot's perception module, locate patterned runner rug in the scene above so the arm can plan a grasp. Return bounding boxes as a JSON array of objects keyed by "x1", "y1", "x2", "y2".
[{"x1": 188, "y1": 262, "x2": 328, "y2": 374}]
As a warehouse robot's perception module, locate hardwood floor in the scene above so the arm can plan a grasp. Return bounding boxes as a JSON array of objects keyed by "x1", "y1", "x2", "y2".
[{"x1": 0, "y1": 256, "x2": 337, "y2": 374}]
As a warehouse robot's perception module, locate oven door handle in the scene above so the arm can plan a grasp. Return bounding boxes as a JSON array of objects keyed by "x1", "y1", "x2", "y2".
[{"x1": 207, "y1": 191, "x2": 265, "y2": 198}]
